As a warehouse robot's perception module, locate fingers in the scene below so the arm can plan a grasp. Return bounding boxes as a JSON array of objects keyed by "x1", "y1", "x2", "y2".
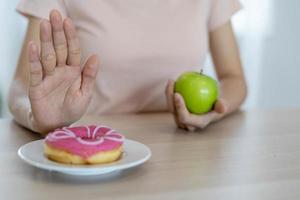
[
  {"x1": 186, "y1": 126, "x2": 196, "y2": 132},
  {"x1": 214, "y1": 99, "x2": 227, "y2": 114},
  {"x1": 50, "y1": 10, "x2": 67, "y2": 66},
  {"x1": 165, "y1": 80, "x2": 187, "y2": 129},
  {"x1": 165, "y1": 80, "x2": 175, "y2": 112},
  {"x1": 173, "y1": 93, "x2": 226, "y2": 131},
  {"x1": 64, "y1": 18, "x2": 81, "y2": 66},
  {"x1": 40, "y1": 19, "x2": 56, "y2": 76},
  {"x1": 28, "y1": 41, "x2": 43, "y2": 87},
  {"x1": 174, "y1": 93, "x2": 191, "y2": 125},
  {"x1": 174, "y1": 93, "x2": 214, "y2": 130},
  {"x1": 81, "y1": 55, "x2": 99, "y2": 94}
]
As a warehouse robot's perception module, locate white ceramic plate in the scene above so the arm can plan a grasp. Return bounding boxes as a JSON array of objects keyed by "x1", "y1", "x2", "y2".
[{"x1": 18, "y1": 139, "x2": 151, "y2": 176}]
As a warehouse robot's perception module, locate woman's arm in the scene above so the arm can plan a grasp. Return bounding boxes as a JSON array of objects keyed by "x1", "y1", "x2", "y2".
[
  {"x1": 9, "y1": 10, "x2": 99, "y2": 134},
  {"x1": 165, "y1": 21, "x2": 247, "y2": 131},
  {"x1": 210, "y1": 21, "x2": 247, "y2": 115},
  {"x1": 8, "y1": 17, "x2": 40, "y2": 132}
]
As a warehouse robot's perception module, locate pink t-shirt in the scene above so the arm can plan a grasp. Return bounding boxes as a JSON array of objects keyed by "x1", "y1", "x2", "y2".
[{"x1": 17, "y1": 0, "x2": 241, "y2": 115}]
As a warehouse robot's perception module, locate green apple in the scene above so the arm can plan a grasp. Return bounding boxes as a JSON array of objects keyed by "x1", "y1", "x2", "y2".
[{"x1": 174, "y1": 71, "x2": 219, "y2": 114}]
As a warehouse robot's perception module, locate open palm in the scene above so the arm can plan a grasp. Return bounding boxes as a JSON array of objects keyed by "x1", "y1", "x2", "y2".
[{"x1": 28, "y1": 10, "x2": 99, "y2": 133}]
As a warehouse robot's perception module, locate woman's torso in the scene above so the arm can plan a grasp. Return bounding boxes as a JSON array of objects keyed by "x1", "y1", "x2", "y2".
[
  {"x1": 18, "y1": 0, "x2": 214, "y2": 114},
  {"x1": 65, "y1": 0, "x2": 211, "y2": 114}
]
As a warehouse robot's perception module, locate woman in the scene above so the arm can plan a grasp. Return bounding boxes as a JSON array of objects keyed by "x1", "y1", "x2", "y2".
[{"x1": 9, "y1": 0, "x2": 247, "y2": 134}]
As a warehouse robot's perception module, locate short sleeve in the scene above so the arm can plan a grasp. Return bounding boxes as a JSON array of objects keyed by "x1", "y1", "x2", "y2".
[
  {"x1": 208, "y1": 0, "x2": 242, "y2": 31},
  {"x1": 16, "y1": 0, "x2": 68, "y2": 19}
]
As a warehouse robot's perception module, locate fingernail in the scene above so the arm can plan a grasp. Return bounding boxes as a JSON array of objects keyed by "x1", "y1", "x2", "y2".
[
  {"x1": 39, "y1": 18, "x2": 46, "y2": 24},
  {"x1": 175, "y1": 96, "x2": 181, "y2": 106},
  {"x1": 93, "y1": 55, "x2": 99, "y2": 66},
  {"x1": 64, "y1": 18, "x2": 73, "y2": 26},
  {"x1": 174, "y1": 93, "x2": 181, "y2": 99},
  {"x1": 187, "y1": 126, "x2": 196, "y2": 132},
  {"x1": 41, "y1": 20, "x2": 50, "y2": 31},
  {"x1": 166, "y1": 80, "x2": 170, "y2": 86},
  {"x1": 50, "y1": 9, "x2": 60, "y2": 16}
]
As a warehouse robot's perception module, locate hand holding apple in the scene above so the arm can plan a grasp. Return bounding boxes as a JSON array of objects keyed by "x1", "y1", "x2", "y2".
[{"x1": 165, "y1": 71, "x2": 227, "y2": 131}]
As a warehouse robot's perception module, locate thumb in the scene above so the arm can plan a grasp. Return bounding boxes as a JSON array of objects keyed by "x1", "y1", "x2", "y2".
[
  {"x1": 80, "y1": 55, "x2": 99, "y2": 95},
  {"x1": 214, "y1": 99, "x2": 227, "y2": 114}
]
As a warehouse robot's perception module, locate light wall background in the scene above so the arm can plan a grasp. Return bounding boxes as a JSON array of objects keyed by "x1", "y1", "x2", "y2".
[
  {"x1": 0, "y1": 0, "x2": 27, "y2": 117},
  {"x1": 0, "y1": 0, "x2": 299, "y2": 117}
]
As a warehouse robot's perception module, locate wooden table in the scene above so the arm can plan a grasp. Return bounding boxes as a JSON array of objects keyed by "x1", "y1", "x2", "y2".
[{"x1": 1, "y1": 109, "x2": 300, "y2": 200}]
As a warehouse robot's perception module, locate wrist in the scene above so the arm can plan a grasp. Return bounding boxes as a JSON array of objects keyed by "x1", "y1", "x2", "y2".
[
  {"x1": 28, "y1": 111, "x2": 75, "y2": 135},
  {"x1": 27, "y1": 110, "x2": 49, "y2": 135}
]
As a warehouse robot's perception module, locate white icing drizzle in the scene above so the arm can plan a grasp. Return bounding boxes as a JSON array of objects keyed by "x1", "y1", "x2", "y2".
[
  {"x1": 46, "y1": 125, "x2": 124, "y2": 145},
  {"x1": 85, "y1": 125, "x2": 91, "y2": 138},
  {"x1": 48, "y1": 131, "x2": 75, "y2": 140},
  {"x1": 104, "y1": 130, "x2": 125, "y2": 142},
  {"x1": 76, "y1": 137, "x2": 104, "y2": 145},
  {"x1": 92, "y1": 125, "x2": 111, "y2": 138}
]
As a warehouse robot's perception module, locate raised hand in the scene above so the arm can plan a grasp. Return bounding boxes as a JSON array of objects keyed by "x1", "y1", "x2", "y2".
[
  {"x1": 28, "y1": 10, "x2": 99, "y2": 133},
  {"x1": 165, "y1": 80, "x2": 226, "y2": 131}
]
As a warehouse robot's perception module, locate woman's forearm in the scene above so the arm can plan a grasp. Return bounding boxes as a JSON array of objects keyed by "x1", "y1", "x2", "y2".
[
  {"x1": 8, "y1": 80, "x2": 37, "y2": 132},
  {"x1": 219, "y1": 75, "x2": 247, "y2": 115}
]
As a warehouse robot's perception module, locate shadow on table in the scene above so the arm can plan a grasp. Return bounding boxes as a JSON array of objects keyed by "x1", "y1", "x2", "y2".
[{"x1": 27, "y1": 164, "x2": 148, "y2": 185}]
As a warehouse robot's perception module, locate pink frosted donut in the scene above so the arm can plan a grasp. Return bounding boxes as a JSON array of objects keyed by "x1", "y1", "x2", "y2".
[{"x1": 44, "y1": 125, "x2": 125, "y2": 164}]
